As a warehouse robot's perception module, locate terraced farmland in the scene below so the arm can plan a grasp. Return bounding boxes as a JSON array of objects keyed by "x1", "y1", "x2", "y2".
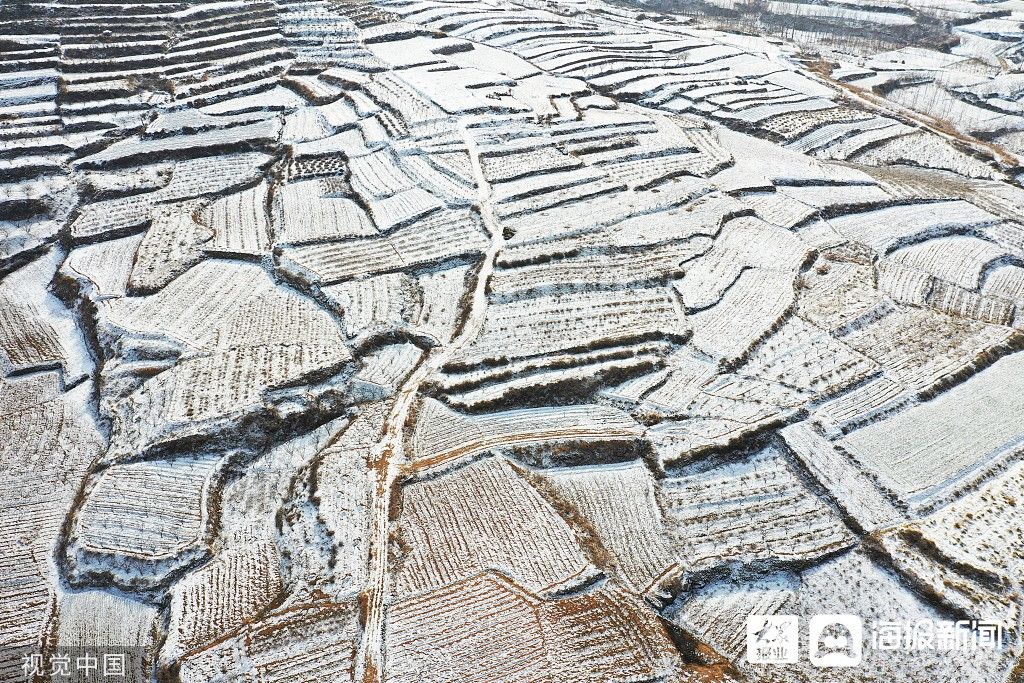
[{"x1": 3, "y1": 0, "x2": 1024, "y2": 681}]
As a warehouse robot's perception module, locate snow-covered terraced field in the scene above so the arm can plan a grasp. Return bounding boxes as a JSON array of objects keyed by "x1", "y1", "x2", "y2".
[{"x1": 2, "y1": 0, "x2": 1024, "y2": 681}]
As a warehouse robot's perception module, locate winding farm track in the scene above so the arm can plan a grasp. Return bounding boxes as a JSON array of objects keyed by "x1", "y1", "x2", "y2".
[{"x1": 357, "y1": 114, "x2": 506, "y2": 683}]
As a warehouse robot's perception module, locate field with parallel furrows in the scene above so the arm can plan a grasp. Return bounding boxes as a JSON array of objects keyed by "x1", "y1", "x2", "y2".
[{"x1": 2, "y1": 0, "x2": 1024, "y2": 680}]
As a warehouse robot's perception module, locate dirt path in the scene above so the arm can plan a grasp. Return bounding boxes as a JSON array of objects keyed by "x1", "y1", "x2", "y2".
[
  {"x1": 804, "y1": 60, "x2": 1021, "y2": 169},
  {"x1": 356, "y1": 114, "x2": 505, "y2": 683}
]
